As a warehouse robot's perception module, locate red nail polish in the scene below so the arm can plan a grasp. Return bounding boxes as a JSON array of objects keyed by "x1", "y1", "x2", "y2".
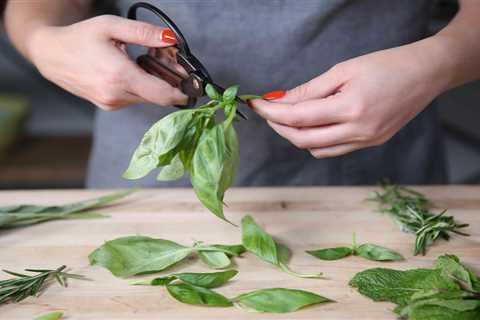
[
  {"x1": 162, "y1": 29, "x2": 176, "y2": 44},
  {"x1": 262, "y1": 90, "x2": 286, "y2": 101}
]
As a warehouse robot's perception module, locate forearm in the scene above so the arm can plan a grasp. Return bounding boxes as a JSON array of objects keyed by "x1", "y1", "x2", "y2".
[
  {"x1": 5, "y1": 0, "x2": 94, "y2": 61},
  {"x1": 423, "y1": 0, "x2": 480, "y2": 92}
]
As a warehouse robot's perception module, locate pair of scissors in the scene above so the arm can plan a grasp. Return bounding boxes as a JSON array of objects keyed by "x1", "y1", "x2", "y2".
[{"x1": 127, "y1": 2, "x2": 248, "y2": 119}]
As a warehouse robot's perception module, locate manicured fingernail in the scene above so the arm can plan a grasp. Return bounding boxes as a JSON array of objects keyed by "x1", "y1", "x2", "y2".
[
  {"x1": 262, "y1": 90, "x2": 286, "y2": 101},
  {"x1": 162, "y1": 29, "x2": 176, "y2": 44}
]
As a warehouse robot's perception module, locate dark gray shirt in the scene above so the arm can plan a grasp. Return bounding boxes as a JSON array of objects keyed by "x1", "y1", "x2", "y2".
[{"x1": 87, "y1": 0, "x2": 446, "y2": 187}]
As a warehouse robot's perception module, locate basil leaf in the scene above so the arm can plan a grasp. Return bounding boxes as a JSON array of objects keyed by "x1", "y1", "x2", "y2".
[
  {"x1": 123, "y1": 110, "x2": 193, "y2": 179},
  {"x1": 166, "y1": 283, "x2": 233, "y2": 307},
  {"x1": 198, "y1": 251, "x2": 231, "y2": 269},
  {"x1": 88, "y1": 236, "x2": 193, "y2": 277},
  {"x1": 132, "y1": 270, "x2": 237, "y2": 289},
  {"x1": 175, "y1": 270, "x2": 237, "y2": 288},
  {"x1": 307, "y1": 247, "x2": 353, "y2": 261},
  {"x1": 354, "y1": 244, "x2": 404, "y2": 261},
  {"x1": 241, "y1": 215, "x2": 278, "y2": 265},
  {"x1": 156, "y1": 154, "x2": 185, "y2": 181},
  {"x1": 208, "y1": 244, "x2": 246, "y2": 257},
  {"x1": 191, "y1": 125, "x2": 233, "y2": 224},
  {"x1": 234, "y1": 288, "x2": 333, "y2": 313},
  {"x1": 218, "y1": 124, "x2": 239, "y2": 195},
  {"x1": 34, "y1": 312, "x2": 63, "y2": 320},
  {"x1": 205, "y1": 84, "x2": 222, "y2": 101},
  {"x1": 222, "y1": 85, "x2": 239, "y2": 102}
]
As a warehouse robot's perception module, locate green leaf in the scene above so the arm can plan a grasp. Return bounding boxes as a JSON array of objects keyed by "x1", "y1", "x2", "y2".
[
  {"x1": 166, "y1": 283, "x2": 233, "y2": 307},
  {"x1": 198, "y1": 251, "x2": 231, "y2": 269},
  {"x1": 208, "y1": 244, "x2": 246, "y2": 257},
  {"x1": 307, "y1": 247, "x2": 353, "y2": 261},
  {"x1": 157, "y1": 154, "x2": 185, "y2": 181},
  {"x1": 407, "y1": 304, "x2": 480, "y2": 320},
  {"x1": 238, "y1": 94, "x2": 262, "y2": 101},
  {"x1": 205, "y1": 84, "x2": 222, "y2": 101},
  {"x1": 123, "y1": 110, "x2": 193, "y2": 180},
  {"x1": 88, "y1": 236, "x2": 193, "y2": 277},
  {"x1": 222, "y1": 85, "x2": 239, "y2": 102},
  {"x1": 354, "y1": 244, "x2": 404, "y2": 261},
  {"x1": 241, "y1": 215, "x2": 278, "y2": 265},
  {"x1": 234, "y1": 288, "x2": 333, "y2": 313},
  {"x1": 132, "y1": 270, "x2": 237, "y2": 289},
  {"x1": 349, "y1": 268, "x2": 459, "y2": 306},
  {"x1": 218, "y1": 124, "x2": 239, "y2": 194},
  {"x1": 190, "y1": 125, "x2": 233, "y2": 224},
  {"x1": 434, "y1": 254, "x2": 480, "y2": 292},
  {"x1": 34, "y1": 311, "x2": 63, "y2": 320}
]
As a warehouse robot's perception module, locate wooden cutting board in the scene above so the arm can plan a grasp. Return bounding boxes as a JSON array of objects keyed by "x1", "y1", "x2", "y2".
[{"x1": 1, "y1": 187, "x2": 479, "y2": 320}]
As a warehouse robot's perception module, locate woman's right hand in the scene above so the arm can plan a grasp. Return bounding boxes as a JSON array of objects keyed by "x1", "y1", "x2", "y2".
[{"x1": 27, "y1": 15, "x2": 188, "y2": 110}]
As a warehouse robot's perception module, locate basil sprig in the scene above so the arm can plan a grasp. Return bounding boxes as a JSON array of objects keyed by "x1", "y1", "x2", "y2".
[
  {"x1": 88, "y1": 236, "x2": 245, "y2": 277},
  {"x1": 307, "y1": 233, "x2": 403, "y2": 262},
  {"x1": 241, "y1": 215, "x2": 323, "y2": 279},
  {"x1": 123, "y1": 84, "x2": 244, "y2": 224}
]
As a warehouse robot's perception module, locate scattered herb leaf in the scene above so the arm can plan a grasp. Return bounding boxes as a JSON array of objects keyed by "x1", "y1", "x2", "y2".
[
  {"x1": 166, "y1": 282, "x2": 233, "y2": 307},
  {"x1": 132, "y1": 270, "x2": 238, "y2": 289},
  {"x1": 369, "y1": 183, "x2": 469, "y2": 255},
  {"x1": 307, "y1": 247, "x2": 353, "y2": 261},
  {"x1": 34, "y1": 311, "x2": 64, "y2": 320}
]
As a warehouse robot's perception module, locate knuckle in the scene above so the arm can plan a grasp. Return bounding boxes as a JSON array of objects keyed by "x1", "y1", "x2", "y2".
[
  {"x1": 310, "y1": 149, "x2": 323, "y2": 159},
  {"x1": 288, "y1": 84, "x2": 311, "y2": 100},
  {"x1": 96, "y1": 89, "x2": 121, "y2": 107},
  {"x1": 134, "y1": 24, "x2": 157, "y2": 42}
]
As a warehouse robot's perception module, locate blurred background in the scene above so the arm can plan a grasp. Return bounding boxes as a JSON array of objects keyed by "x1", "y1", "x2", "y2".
[{"x1": 0, "y1": 0, "x2": 479, "y2": 189}]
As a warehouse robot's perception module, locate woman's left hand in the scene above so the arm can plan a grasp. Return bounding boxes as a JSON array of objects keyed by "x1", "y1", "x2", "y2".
[{"x1": 249, "y1": 38, "x2": 448, "y2": 158}]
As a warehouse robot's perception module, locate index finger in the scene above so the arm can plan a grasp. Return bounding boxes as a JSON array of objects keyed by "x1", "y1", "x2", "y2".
[{"x1": 250, "y1": 95, "x2": 348, "y2": 127}]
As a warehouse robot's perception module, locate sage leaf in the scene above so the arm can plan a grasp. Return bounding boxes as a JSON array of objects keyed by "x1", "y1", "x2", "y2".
[
  {"x1": 307, "y1": 247, "x2": 353, "y2": 261},
  {"x1": 354, "y1": 244, "x2": 404, "y2": 261},
  {"x1": 234, "y1": 288, "x2": 333, "y2": 313},
  {"x1": 156, "y1": 154, "x2": 185, "y2": 181},
  {"x1": 198, "y1": 251, "x2": 231, "y2": 269},
  {"x1": 166, "y1": 283, "x2": 233, "y2": 307},
  {"x1": 34, "y1": 312, "x2": 63, "y2": 320},
  {"x1": 88, "y1": 236, "x2": 193, "y2": 277},
  {"x1": 123, "y1": 110, "x2": 193, "y2": 179},
  {"x1": 191, "y1": 125, "x2": 233, "y2": 224},
  {"x1": 132, "y1": 270, "x2": 238, "y2": 289},
  {"x1": 205, "y1": 83, "x2": 222, "y2": 101}
]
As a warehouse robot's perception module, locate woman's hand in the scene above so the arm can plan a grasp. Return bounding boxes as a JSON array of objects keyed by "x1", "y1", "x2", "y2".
[
  {"x1": 250, "y1": 38, "x2": 450, "y2": 158},
  {"x1": 28, "y1": 15, "x2": 188, "y2": 110}
]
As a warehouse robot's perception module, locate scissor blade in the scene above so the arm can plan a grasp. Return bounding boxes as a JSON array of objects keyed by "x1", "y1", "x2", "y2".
[{"x1": 210, "y1": 83, "x2": 248, "y2": 120}]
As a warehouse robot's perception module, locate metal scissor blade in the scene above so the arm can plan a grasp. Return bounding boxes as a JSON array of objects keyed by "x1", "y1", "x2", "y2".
[{"x1": 210, "y1": 83, "x2": 248, "y2": 120}]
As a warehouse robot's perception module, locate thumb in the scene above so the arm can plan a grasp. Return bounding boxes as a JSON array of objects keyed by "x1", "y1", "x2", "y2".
[
  {"x1": 102, "y1": 15, "x2": 176, "y2": 47},
  {"x1": 278, "y1": 66, "x2": 344, "y2": 104}
]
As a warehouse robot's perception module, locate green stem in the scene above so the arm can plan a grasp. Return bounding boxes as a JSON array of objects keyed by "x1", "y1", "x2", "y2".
[{"x1": 278, "y1": 263, "x2": 324, "y2": 279}]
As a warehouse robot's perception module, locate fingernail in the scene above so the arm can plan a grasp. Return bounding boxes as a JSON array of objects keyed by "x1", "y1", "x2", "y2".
[
  {"x1": 162, "y1": 29, "x2": 176, "y2": 44},
  {"x1": 262, "y1": 90, "x2": 286, "y2": 101}
]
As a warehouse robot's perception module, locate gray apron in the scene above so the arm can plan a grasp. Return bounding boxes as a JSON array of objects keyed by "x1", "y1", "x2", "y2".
[{"x1": 87, "y1": 0, "x2": 446, "y2": 187}]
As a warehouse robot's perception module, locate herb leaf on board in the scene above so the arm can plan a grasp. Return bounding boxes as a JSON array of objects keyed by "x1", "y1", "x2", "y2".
[
  {"x1": 166, "y1": 283, "x2": 233, "y2": 307},
  {"x1": 369, "y1": 183, "x2": 469, "y2": 255},
  {"x1": 34, "y1": 311, "x2": 64, "y2": 320},
  {"x1": 132, "y1": 270, "x2": 238, "y2": 289},
  {"x1": 233, "y1": 288, "x2": 333, "y2": 313},
  {"x1": 355, "y1": 244, "x2": 404, "y2": 261},
  {"x1": 306, "y1": 247, "x2": 353, "y2": 260},
  {"x1": 241, "y1": 215, "x2": 323, "y2": 279}
]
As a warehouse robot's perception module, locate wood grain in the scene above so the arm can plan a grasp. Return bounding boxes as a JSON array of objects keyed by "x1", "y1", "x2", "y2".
[{"x1": 0, "y1": 187, "x2": 479, "y2": 320}]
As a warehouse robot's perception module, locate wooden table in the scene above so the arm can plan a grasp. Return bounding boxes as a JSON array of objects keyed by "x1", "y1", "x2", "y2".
[{"x1": 1, "y1": 187, "x2": 479, "y2": 319}]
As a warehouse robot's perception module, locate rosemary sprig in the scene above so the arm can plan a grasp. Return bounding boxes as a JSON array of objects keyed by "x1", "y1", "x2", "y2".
[
  {"x1": 0, "y1": 265, "x2": 84, "y2": 305},
  {"x1": 369, "y1": 182, "x2": 469, "y2": 256}
]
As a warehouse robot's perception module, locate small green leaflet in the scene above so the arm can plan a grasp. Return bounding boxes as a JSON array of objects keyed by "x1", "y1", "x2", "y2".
[
  {"x1": 34, "y1": 311, "x2": 64, "y2": 320},
  {"x1": 167, "y1": 283, "x2": 233, "y2": 307},
  {"x1": 233, "y1": 288, "x2": 333, "y2": 313},
  {"x1": 350, "y1": 254, "x2": 480, "y2": 320},
  {"x1": 132, "y1": 270, "x2": 238, "y2": 289},
  {"x1": 0, "y1": 190, "x2": 135, "y2": 229},
  {"x1": 198, "y1": 251, "x2": 231, "y2": 269},
  {"x1": 89, "y1": 236, "x2": 244, "y2": 277},
  {"x1": 241, "y1": 215, "x2": 323, "y2": 279},
  {"x1": 307, "y1": 233, "x2": 403, "y2": 262},
  {"x1": 123, "y1": 84, "x2": 247, "y2": 224}
]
